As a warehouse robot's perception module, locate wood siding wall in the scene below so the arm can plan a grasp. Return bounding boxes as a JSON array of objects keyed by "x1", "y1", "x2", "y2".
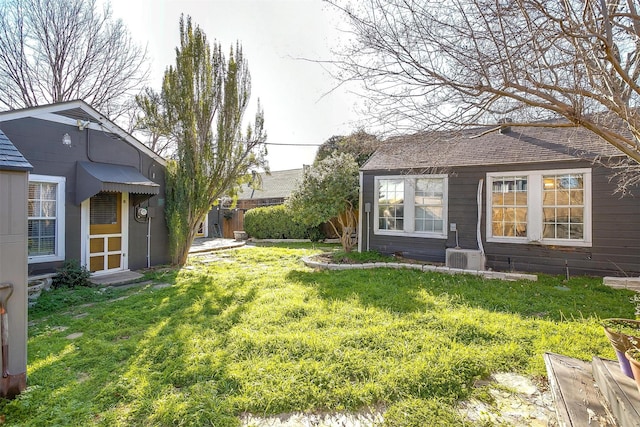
[
  {"x1": 0, "y1": 118, "x2": 170, "y2": 274},
  {"x1": 362, "y1": 160, "x2": 640, "y2": 276},
  {"x1": 0, "y1": 171, "x2": 28, "y2": 381}
]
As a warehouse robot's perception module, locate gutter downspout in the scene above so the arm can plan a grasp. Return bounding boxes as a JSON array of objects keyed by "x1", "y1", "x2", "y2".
[
  {"x1": 477, "y1": 179, "x2": 486, "y2": 261},
  {"x1": 358, "y1": 171, "x2": 364, "y2": 252},
  {"x1": 147, "y1": 216, "x2": 151, "y2": 269}
]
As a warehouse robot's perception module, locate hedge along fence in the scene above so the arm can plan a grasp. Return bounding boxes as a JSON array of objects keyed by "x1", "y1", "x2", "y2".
[{"x1": 243, "y1": 205, "x2": 324, "y2": 240}]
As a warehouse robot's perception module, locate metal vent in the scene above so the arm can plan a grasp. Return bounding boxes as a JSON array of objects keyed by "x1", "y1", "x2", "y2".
[
  {"x1": 448, "y1": 251, "x2": 468, "y2": 269},
  {"x1": 446, "y1": 248, "x2": 485, "y2": 271}
]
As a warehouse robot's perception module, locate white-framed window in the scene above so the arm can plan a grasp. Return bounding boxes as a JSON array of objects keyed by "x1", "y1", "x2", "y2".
[
  {"x1": 486, "y1": 168, "x2": 591, "y2": 247},
  {"x1": 374, "y1": 174, "x2": 448, "y2": 238},
  {"x1": 28, "y1": 174, "x2": 65, "y2": 263}
]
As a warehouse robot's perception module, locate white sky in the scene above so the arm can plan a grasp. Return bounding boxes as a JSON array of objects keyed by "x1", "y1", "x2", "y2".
[{"x1": 108, "y1": 0, "x2": 364, "y2": 171}]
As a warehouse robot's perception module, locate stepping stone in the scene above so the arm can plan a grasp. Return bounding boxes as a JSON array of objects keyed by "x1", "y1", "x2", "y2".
[
  {"x1": 73, "y1": 313, "x2": 89, "y2": 319},
  {"x1": 109, "y1": 280, "x2": 153, "y2": 291},
  {"x1": 152, "y1": 283, "x2": 172, "y2": 290},
  {"x1": 90, "y1": 271, "x2": 144, "y2": 286},
  {"x1": 66, "y1": 332, "x2": 83, "y2": 340}
]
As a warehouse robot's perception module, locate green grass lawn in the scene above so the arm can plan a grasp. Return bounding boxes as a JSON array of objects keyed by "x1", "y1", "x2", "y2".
[{"x1": 4, "y1": 244, "x2": 635, "y2": 426}]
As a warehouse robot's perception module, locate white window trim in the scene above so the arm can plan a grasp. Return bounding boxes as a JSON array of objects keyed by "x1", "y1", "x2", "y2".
[
  {"x1": 28, "y1": 174, "x2": 66, "y2": 263},
  {"x1": 374, "y1": 174, "x2": 449, "y2": 239},
  {"x1": 486, "y1": 168, "x2": 592, "y2": 247}
]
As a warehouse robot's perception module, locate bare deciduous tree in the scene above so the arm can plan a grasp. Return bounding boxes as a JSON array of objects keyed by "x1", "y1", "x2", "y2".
[
  {"x1": 132, "y1": 88, "x2": 175, "y2": 158},
  {"x1": 0, "y1": 0, "x2": 148, "y2": 118},
  {"x1": 329, "y1": 0, "x2": 640, "y2": 179}
]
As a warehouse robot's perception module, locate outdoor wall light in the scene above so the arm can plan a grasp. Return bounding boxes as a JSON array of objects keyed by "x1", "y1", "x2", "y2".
[{"x1": 62, "y1": 133, "x2": 71, "y2": 146}]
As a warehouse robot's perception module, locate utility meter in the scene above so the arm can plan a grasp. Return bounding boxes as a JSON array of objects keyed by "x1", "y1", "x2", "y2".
[{"x1": 136, "y1": 207, "x2": 149, "y2": 220}]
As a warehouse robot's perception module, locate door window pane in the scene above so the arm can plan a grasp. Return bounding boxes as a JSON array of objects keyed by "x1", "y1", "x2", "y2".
[{"x1": 90, "y1": 193, "x2": 119, "y2": 225}]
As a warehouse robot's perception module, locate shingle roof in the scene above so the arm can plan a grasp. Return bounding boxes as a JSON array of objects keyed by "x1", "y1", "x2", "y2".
[
  {"x1": 361, "y1": 123, "x2": 624, "y2": 171},
  {"x1": 238, "y1": 168, "x2": 304, "y2": 200},
  {"x1": 0, "y1": 129, "x2": 32, "y2": 171}
]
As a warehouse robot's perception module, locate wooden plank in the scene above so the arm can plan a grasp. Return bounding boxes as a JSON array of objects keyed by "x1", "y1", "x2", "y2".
[
  {"x1": 544, "y1": 353, "x2": 616, "y2": 427},
  {"x1": 592, "y1": 357, "x2": 640, "y2": 427}
]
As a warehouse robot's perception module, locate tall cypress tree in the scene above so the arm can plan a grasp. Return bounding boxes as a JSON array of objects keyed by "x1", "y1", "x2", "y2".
[{"x1": 148, "y1": 15, "x2": 267, "y2": 265}]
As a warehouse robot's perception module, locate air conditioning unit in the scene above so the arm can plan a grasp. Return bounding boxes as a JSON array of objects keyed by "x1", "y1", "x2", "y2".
[{"x1": 446, "y1": 248, "x2": 486, "y2": 271}]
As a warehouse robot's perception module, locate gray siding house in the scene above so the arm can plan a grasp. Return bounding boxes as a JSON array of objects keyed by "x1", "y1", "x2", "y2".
[
  {"x1": 359, "y1": 123, "x2": 640, "y2": 276},
  {"x1": 0, "y1": 101, "x2": 170, "y2": 277}
]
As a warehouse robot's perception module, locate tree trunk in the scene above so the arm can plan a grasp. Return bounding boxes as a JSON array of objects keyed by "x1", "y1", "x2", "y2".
[{"x1": 337, "y1": 204, "x2": 358, "y2": 252}]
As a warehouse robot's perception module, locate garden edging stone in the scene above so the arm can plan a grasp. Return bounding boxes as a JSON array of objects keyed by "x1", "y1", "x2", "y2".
[{"x1": 302, "y1": 256, "x2": 538, "y2": 281}]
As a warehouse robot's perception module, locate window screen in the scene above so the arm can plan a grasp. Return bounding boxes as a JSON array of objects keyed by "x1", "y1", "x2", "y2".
[
  {"x1": 28, "y1": 182, "x2": 57, "y2": 256},
  {"x1": 90, "y1": 193, "x2": 119, "y2": 225}
]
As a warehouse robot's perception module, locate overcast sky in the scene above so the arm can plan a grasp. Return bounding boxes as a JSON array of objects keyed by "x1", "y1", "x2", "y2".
[{"x1": 108, "y1": 0, "x2": 364, "y2": 171}]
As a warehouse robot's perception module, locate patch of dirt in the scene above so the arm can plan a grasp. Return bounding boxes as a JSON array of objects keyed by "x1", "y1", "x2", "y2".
[
  {"x1": 240, "y1": 407, "x2": 384, "y2": 427},
  {"x1": 460, "y1": 373, "x2": 557, "y2": 426},
  {"x1": 240, "y1": 373, "x2": 557, "y2": 427}
]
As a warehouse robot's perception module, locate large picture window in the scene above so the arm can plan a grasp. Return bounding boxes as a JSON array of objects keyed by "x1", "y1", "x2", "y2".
[
  {"x1": 375, "y1": 175, "x2": 448, "y2": 238},
  {"x1": 28, "y1": 175, "x2": 65, "y2": 263},
  {"x1": 487, "y1": 169, "x2": 591, "y2": 247}
]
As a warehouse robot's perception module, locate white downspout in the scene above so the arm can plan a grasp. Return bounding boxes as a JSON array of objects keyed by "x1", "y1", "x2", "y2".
[
  {"x1": 358, "y1": 171, "x2": 364, "y2": 252},
  {"x1": 366, "y1": 207, "x2": 370, "y2": 252},
  {"x1": 147, "y1": 216, "x2": 151, "y2": 269},
  {"x1": 477, "y1": 179, "x2": 485, "y2": 256}
]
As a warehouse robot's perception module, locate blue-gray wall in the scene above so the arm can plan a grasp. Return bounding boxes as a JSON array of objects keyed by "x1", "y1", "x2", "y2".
[
  {"x1": 0, "y1": 117, "x2": 170, "y2": 275},
  {"x1": 361, "y1": 160, "x2": 640, "y2": 276}
]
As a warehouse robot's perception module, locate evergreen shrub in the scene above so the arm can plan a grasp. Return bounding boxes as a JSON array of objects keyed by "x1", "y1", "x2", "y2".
[
  {"x1": 244, "y1": 205, "x2": 324, "y2": 240},
  {"x1": 52, "y1": 259, "x2": 92, "y2": 289}
]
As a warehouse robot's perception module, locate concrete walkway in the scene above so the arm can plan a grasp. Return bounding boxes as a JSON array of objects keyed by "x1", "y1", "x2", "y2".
[{"x1": 188, "y1": 237, "x2": 246, "y2": 254}]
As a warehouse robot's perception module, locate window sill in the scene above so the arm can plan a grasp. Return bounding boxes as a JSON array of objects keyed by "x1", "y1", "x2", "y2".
[
  {"x1": 28, "y1": 255, "x2": 64, "y2": 264},
  {"x1": 486, "y1": 237, "x2": 592, "y2": 248},
  {"x1": 374, "y1": 230, "x2": 448, "y2": 239}
]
